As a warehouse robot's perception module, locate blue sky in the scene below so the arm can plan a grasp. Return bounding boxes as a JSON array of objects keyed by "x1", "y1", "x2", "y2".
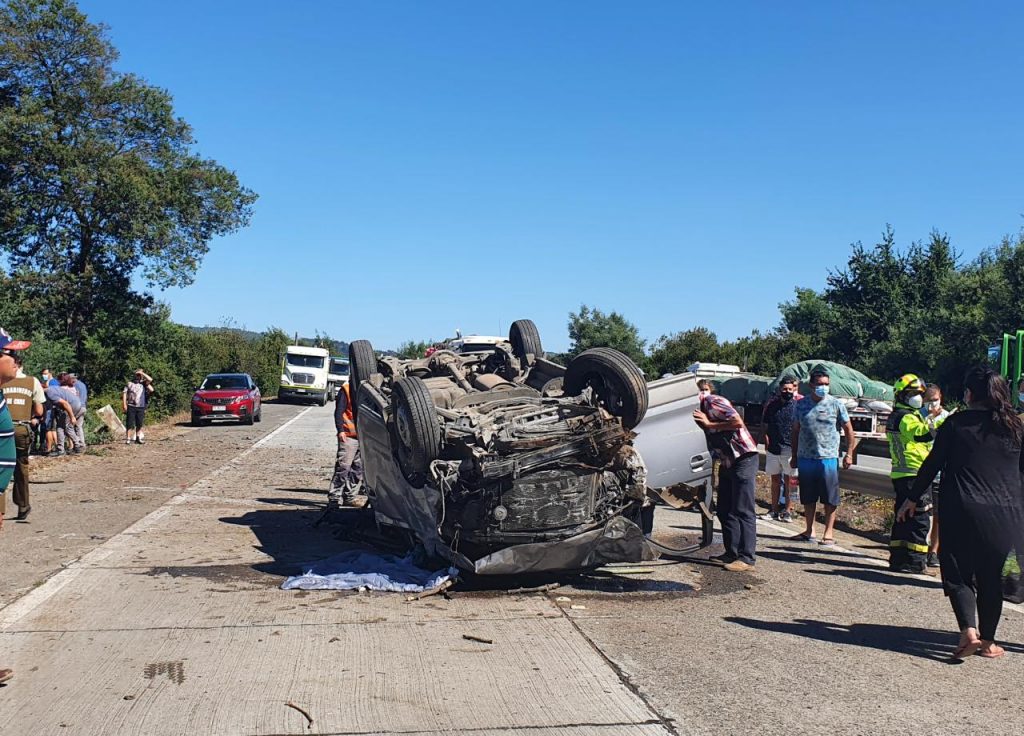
[{"x1": 82, "y1": 1, "x2": 1024, "y2": 352}]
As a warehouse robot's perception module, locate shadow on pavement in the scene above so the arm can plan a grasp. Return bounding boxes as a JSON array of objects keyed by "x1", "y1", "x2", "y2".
[
  {"x1": 758, "y1": 548, "x2": 896, "y2": 572},
  {"x1": 805, "y1": 568, "x2": 943, "y2": 588},
  {"x1": 218, "y1": 504, "x2": 364, "y2": 578},
  {"x1": 724, "y1": 617, "x2": 1023, "y2": 663}
]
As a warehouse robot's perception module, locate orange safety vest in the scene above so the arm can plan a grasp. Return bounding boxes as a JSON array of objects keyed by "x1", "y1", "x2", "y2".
[{"x1": 340, "y1": 382, "x2": 356, "y2": 438}]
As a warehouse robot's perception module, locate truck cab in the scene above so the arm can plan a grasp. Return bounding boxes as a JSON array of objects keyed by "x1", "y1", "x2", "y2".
[
  {"x1": 327, "y1": 356, "x2": 350, "y2": 401},
  {"x1": 278, "y1": 345, "x2": 330, "y2": 405}
]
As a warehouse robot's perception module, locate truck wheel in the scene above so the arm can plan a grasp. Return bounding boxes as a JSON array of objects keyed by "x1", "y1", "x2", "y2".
[
  {"x1": 564, "y1": 348, "x2": 649, "y2": 429},
  {"x1": 318, "y1": 394, "x2": 328, "y2": 407},
  {"x1": 349, "y1": 340, "x2": 377, "y2": 400},
  {"x1": 509, "y1": 319, "x2": 543, "y2": 364},
  {"x1": 391, "y1": 376, "x2": 441, "y2": 487}
]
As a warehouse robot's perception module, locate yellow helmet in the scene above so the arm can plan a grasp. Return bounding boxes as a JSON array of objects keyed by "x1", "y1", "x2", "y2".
[{"x1": 893, "y1": 374, "x2": 925, "y2": 395}]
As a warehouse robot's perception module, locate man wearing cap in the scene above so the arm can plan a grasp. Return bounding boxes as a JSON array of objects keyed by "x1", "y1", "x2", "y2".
[
  {"x1": 0, "y1": 353, "x2": 45, "y2": 520},
  {"x1": 0, "y1": 328, "x2": 29, "y2": 685},
  {"x1": 122, "y1": 369, "x2": 154, "y2": 444},
  {"x1": 790, "y1": 365, "x2": 857, "y2": 545}
]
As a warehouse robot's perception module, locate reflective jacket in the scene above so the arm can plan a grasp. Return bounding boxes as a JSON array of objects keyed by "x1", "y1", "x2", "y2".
[
  {"x1": 334, "y1": 382, "x2": 356, "y2": 439},
  {"x1": 886, "y1": 404, "x2": 934, "y2": 479}
]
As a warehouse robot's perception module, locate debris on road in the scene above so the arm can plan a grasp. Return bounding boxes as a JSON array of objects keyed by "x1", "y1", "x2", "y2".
[
  {"x1": 462, "y1": 634, "x2": 493, "y2": 645},
  {"x1": 570, "y1": 605, "x2": 587, "y2": 610},
  {"x1": 555, "y1": 596, "x2": 571, "y2": 603},
  {"x1": 406, "y1": 579, "x2": 454, "y2": 602},
  {"x1": 595, "y1": 566, "x2": 654, "y2": 575},
  {"x1": 507, "y1": 582, "x2": 561, "y2": 595},
  {"x1": 285, "y1": 701, "x2": 314, "y2": 729}
]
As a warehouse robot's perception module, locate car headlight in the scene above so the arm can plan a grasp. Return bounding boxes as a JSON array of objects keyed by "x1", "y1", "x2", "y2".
[{"x1": 192, "y1": 394, "x2": 202, "y2": 403}]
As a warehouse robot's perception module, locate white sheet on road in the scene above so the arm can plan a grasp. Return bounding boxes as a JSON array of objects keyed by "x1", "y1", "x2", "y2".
[{"x1": 281, "y1": 549, "x2": 457, "y2": 592}]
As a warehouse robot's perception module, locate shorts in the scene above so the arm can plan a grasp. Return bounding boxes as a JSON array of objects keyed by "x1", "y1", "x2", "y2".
[
  {"x1": 797, "y1": 457, "x2": 841, "y2": 507},
  {"x1": 126, "y1": 406, "x2": 147, "y2": 430},
  {"x1": 765, "y1": 449, "x2": 798, "y2": 477}
]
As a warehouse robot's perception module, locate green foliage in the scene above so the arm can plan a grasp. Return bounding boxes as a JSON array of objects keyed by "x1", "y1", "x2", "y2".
[
  {"x1": 396, "y1": 339, "x2": 434, "y2": 360},
  {"x1": 648, "y1": 327, "x2": 721, "y2": 377},
  {"x1": 567, "y1": 305, "x2": 647, "y2": 368},
  {"x1": 0, "y1": 0, "x2": 256, "y2": 363}
]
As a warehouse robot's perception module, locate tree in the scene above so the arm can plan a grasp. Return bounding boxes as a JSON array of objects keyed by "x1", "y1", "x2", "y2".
[
  {"x1": 648, "y1": 327, "x2": 720, "y2": 377},
  {"x1": 566, "y1": 305, "x2": 647, "y2": 368},
  {"x1": 396, "y1": 339, "x2": 434, "y2": 359},
  {"x1": 0, "y1": 0, "x2": 256, "y2": 367}
]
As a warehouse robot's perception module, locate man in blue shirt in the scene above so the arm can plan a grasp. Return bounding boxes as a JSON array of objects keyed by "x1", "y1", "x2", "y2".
[
  {"x1": 789, "y1": 366, "x2": 857, "y2": 545},
  {"x1": 71, "y1": 374, "x2": 88, "y2": 451}
]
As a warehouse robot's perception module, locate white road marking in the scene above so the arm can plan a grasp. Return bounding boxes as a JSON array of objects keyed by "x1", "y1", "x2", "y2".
[{"x1": 0, "y1": 406, "x2": 315, "y2": 629}]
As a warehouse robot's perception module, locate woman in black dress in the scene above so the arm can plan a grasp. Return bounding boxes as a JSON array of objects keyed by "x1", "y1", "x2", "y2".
[{"x1": 898, "y1": 366, "x2": 1024, "y2": 659}]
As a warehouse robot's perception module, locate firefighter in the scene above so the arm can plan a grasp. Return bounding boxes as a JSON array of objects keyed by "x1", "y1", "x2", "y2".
[{"x1": 886, "y1": 374, "x2": 936, "y2": 573}]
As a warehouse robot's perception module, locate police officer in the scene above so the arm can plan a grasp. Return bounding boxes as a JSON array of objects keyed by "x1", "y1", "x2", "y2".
[
  {"x1": 887, "y1": 374, "x2": 936, "y2": 573},
  {"x1": 0, "y1": 354, "x2": 45, "y2": 520}
]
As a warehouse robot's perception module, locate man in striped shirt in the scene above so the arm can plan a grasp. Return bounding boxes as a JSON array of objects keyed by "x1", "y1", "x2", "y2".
[{"x1": 693, "y1": 379, "x2": 760, "y2": 571}]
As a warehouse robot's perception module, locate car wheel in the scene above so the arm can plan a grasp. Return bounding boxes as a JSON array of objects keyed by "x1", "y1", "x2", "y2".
[
  {"x1": 244, "y1": 409, "x2": 255, "y2": 426},
  {"x1": 318, "y1": 394, "x2": 328, "y2": 407},
  {"x1": 391, "y1": 376, "x2": 441, "y2": 486},
  {"x1": 509, "y1": 319, "x2": 543, "y2": 365},
  {"x1": 191, "y1": 412, "x2": 202, "y2": 427},
  {"x1": 564, "y1": 348, "x2": 649, "y2": 429},
  {"x1": 349, "y1": 340, "x2": 377, "y2": 398},
  {"x1": 254, "y1": 406, "x2": 262, "y2": 423}
]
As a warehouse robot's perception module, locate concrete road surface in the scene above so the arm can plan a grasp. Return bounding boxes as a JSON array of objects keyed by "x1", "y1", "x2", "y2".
[{"x1": 1, "y1": 404, "x2": 1021, "y2": 735}]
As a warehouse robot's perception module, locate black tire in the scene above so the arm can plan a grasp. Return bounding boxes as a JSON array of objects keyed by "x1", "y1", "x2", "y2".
[
  {"x1": 391, "y1": 376, "x2": 441, "y2": 486},
  {"x1": 191, "y1": 412, "x2": 202, "y2": 427},
  {"x1": 254, "y1": 406, "x2": 262, "y2": 423},
  {"x1": 349, "y1": 339, "x2": 377, "y2": 399},
  {"x1": 318, "y1": 394, "x2": 328, "y2": 407},
  {"x1": 243, "y1": 412, "x2": 255, "y2": 426},
  {"x1": 509, "y1": 319, "x2": 543, "y2": 363},
  {"x1": 564, "y1": 348, "x2": 649, "y2": 429}
]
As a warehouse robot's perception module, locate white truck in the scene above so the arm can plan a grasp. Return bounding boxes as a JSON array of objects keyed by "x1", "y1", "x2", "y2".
[
  {"x1": 327, "y1": 356, "x2": 350, "y2": 401},
  {"x1": 278, "y1": 345, "x2": 330, "y2": 406}
]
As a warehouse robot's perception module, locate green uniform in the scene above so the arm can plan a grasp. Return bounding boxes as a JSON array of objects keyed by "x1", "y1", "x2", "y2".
[{"x1": 0, "y1": 389, "x2": 15, "y2": 513}]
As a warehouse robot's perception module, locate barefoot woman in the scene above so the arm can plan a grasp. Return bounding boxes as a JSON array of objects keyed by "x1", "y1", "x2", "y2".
[{"x1": 898, "y1": 366, "x2": 1024, "y2": 660}]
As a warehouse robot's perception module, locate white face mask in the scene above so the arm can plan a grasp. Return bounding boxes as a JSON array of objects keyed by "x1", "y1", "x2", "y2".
[
  {"x1": 926, "y1": 400, "x2": 941, "y2": 412},
  {"x1": 1018, "y1": 392, "x2": 1024, "y2": 404},
  {"x1": 907, "y1": 395, "x2": 924, "y2": 409}
]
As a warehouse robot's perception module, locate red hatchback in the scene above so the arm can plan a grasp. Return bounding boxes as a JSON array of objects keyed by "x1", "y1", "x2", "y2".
[{"x1": 191, "y1": 373, "x2": 262, "y2": 426}]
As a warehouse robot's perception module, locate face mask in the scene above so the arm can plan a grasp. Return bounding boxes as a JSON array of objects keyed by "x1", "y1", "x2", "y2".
[
  {"x1": 907, "y1": 395, "x2": 924, "y2": 409},
  {"x1": 780, "y1": 391, "x2": 795, "y2": 402},
  {"x1": 926, "y1": 400, "x2": 940, "y2": 412},
  {"x1": 698, "y1": 390, "x2": 710, "y2": 399},
  {"x1": 814, "y1": 385, "x2": 829, "y2": 398},
  {"x1": 1018, "y1": 392, "x2": 1024, "y2": 404}
]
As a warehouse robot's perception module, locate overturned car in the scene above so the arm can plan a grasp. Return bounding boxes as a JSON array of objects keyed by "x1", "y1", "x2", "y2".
[{"x1": 349, "y1": 320, "x2": 664, "y2": 575}]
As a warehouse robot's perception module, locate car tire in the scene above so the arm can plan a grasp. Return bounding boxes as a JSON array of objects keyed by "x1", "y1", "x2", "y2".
[
  {"x1": 391, "y1": 376, "x2": 441, "y2": 486},
  {"x1": 254, "y1": 406, "x2": 262, "y2": 423},
  {"x1": 244, "y1": 412, "x2": 255, "y2": 426},
  {"x1": 349, "y1": 339, "x2": 377, "y2": 401},
  {"x1": 564, "y1": 348, "x2": 649, "y2": 429},
  {"x1": 191, "y1": 412, "x2": 202, "y2": 427},
  {"x1": 509, "y1": 319, "x2": 543, "y2": 364}
]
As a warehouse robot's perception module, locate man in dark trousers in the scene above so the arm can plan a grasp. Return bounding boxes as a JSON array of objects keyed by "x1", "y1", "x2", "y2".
[
  {"x1": 693, "y1": 380, "x2": 760, "y2": 571},
  {"x1": 0, "y1": 326, "x2": 33, "y2": 685},
  {"x1": 0, "y1": 354, "x2": 44, "y2": 520}
]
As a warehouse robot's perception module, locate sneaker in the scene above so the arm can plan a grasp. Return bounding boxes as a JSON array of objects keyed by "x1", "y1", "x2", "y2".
[
  {"x1": 135, "y1": 437, "x2": 145, "y2": 445},
  {"x1": 723, "y1": 560, "x2": 754, "y2": 572},
  {"x1": 709, "y1": 552, "x2": 737, "y2": 565},
  {"x1": 125, "y1": 439, "x2": 132, "y2": 445},
  {"x1": 779, "y1": 511, "x2": 794, "y2": 523},
  {"x1": 927, "y1": 552, "x2": 939, "y2": 568}
]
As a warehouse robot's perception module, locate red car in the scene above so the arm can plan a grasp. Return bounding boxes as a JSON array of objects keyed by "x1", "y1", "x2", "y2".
[{"x1": 191, "y1": 373, "x2": 262, "y2": 426}]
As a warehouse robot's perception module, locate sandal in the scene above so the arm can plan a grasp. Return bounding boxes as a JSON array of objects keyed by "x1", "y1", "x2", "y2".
[
  {"x1": 792, "y1": 532, "x2": 817, "y2": 542},
  {"x1": 951, "y1": 640, "x2": 982, "y2": 660},
  {"x1": 819, "y1": 538, "x2": 836, "y2": 546}
]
